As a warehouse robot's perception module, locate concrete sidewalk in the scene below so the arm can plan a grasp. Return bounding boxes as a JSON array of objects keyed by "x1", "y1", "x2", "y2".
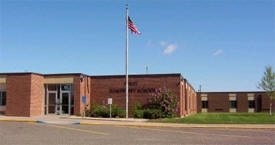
[{"x1": 0, "y1": 115, "x2": 275, "y2": 129}]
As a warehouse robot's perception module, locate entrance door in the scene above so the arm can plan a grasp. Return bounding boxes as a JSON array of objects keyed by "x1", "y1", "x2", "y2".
[
  {"x1": 45, "y1": 84, "x2": 73, "y2": 115},
  {"x1": 47, "y1": 91, "x2": 57, "y2": 114},
  {"x1": 56, "y1": 91, "x2": 71, "y2": 115}
]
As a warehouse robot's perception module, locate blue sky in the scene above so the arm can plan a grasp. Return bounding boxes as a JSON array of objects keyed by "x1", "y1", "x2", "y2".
[{"x1": 0, "y1": 0, "x2": 274, "y2": 92}]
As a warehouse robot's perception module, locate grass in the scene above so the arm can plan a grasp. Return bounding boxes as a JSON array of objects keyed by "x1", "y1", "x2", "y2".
[{"x1": 151, "y1": 113, "x2": 275, "y2": 124}]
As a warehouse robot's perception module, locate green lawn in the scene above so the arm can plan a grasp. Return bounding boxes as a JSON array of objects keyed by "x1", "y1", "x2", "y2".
[{"x1": 152, "y1": 113, "x2": 275, "y2": 124}]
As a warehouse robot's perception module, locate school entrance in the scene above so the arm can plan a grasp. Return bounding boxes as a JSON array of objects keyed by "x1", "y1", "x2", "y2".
[{"x1": 44, "y1": 84, "x2": 74, "y2": 115}]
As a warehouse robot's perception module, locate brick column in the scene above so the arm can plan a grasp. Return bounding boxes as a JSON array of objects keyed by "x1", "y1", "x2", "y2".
[
  {"x1": 6, "y1": 73, "x2": 44, "y2": 117},
  {"x1": 74, "y1": 75, "x2": 91, "y2": 116}
]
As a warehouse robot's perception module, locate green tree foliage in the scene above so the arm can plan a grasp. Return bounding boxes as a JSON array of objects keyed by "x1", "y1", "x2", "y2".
[{"x1": 258, "y1": 65, "x2": 275, "y2": 115}]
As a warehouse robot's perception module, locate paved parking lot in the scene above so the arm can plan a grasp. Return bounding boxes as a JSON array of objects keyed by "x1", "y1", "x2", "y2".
[{"x1": 0, "y1": 122, "x2": 274, "y2": 145}]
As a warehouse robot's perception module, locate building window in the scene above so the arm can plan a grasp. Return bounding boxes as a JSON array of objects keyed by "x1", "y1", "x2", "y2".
[
  {"x1": 202, "y1": 101, "x2": 208, "y2": 108},
  {"x1": 0, "y1": 92, "x2": 6, "y2": 106},
  {"x1": 248, "y1": 100, "x2": 255, "y2": 108},
  {"x1": 230, "y1": 101, "x2": 237, "y2": 108}
]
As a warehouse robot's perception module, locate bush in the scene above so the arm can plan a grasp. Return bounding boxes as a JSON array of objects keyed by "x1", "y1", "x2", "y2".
[
  {"x1": 149, "y1": 88, "x2": 178, "y2": 118},
  {"x1": 111, "y1": 104, "x2": 126, "y2": 118},
  {"x1": 134, "y1": 110, "x2": 144, "y2": 118},
  {"x1": 143, "y1": 109, "x2": 163, "y2": 119},
  {"x1": 132, "y1": 102, "x2": 144, "y2": 118},
  {"x1": 85, "y1": 103, "x2": 125, "y2": 118}
]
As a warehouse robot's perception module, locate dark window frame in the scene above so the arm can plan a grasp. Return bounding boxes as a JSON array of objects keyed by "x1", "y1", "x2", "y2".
[
  {"x1": 230, "y1": 101, "x2": 237, "y2": 108},
  {"x1": 248, "y1": 100, "x2": 255, "y2": 108},
  {"x1": 202, "y1": 101, "x2": 208, "y2": 109},
  {"x1": 0, "y1": 91, "x2": 6, "y2": 106}
]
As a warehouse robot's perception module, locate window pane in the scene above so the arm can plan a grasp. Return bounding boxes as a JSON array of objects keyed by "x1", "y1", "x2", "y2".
[
  {"x1": 249, "y1": 100, "x2": 255, "y2": 108},
  {"x1": 61, "y1": 84, "x2": 72, "y2": 91},
  {"x1": 230, "y1": 101, "x2": 237, "y2": 108},
  {"x1": 202, "y1": 101, "x2": 208, "y2": 108},
  {"x1": 47, "y1": 84, "x2": 57, "y2": 91},
  {"x1": 0, "y1": 92, "x2": 6, "y2": 106}
]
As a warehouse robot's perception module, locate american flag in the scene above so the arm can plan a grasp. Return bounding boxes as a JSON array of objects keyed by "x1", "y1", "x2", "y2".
[{"x1": 128, "y1": 16, "x2": 141, "y2": 35}]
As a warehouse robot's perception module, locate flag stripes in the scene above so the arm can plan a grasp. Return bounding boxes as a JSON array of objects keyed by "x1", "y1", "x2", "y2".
[{"x1": 128, "y1": 16, "x2": 141, "y2": 35}]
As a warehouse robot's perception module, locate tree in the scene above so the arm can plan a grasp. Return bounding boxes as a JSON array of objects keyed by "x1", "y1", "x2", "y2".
[{"x1": 258, "y1": 65, "x2": 275, "y2": 115}]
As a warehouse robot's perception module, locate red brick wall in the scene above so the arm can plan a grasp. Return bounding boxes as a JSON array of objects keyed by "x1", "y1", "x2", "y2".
[
  {"x1": 197, "y1": 92, "x2": 275, "y2": 113},
  {"x1": 183, "y1": 82, "x2": 197, "y2": 115},
  {"x1": 207, "y1": 92, "x2": 229, "y2": 112},
  {"x1": 237, "y1": 93, "x2": 248, "y2": 112},
  {"x1": 5, "y1": 74, "x2": 44, "y2": 117},
  {"x1": 90, "y1": 74, "x2": 198, "y2": 117},
  {"x1": 29, "y1": 74, "x2": 44, "y2": 116},
  {"x1": 260, "y1": 93, "x2": 275, "y2": 112},
  {"x1": 90, "y1": 74, "x2": 182, "y2": 116},
  {"x1": 197, "y1": 92, "x2": 202, "y2": 113},
  {"x1": 74, "y1": 75, "x2": 91, "y2": 115},
  {"x1": 6, "y1": 74, "x2": 32, "y2": 116}
]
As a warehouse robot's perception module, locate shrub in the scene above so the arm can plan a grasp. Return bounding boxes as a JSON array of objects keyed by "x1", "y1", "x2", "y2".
[
  {"x1": 85, "y1": 103, "x2": 125, "y2": 118},
  {"x1": 143, "y1": 109, "x2": 163, "y2": 119},
  {"x1": 132, "y1": 102, "x2": 144, "y2": 118},
  {"x1": 134, "y1": 110, "x2": 144, "y2": 118},
  {"x1": 111, "y1": 104, "x2": 126, "y2": 118},
  {"x1": 149, "y1": 88, "x2": 178, "y2": 118}
]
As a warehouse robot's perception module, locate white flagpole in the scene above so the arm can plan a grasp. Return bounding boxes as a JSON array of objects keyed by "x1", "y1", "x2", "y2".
[{"x1": 125, "y1": 4, "x2": 129, "y2": 118}]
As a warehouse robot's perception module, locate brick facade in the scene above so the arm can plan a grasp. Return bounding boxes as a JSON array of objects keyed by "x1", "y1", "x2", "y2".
[
  {"x1": 74, "y1": 75, "x2": 91, "y2": 115},
  {"x1": 6, "y1": 74, "x2": 32, "y2": 116},
  {"x1": 0, "y1": 72, "x2": 274, "y2": 117},
  {"x1": 6, "y1": 73, "x2": 44, "y2": 117},
  {"x1": 197, "y1": 92, "x2": 275, "y2": 113},
  {"x1": 90, "y1": 74, "x2": 197, "y2": 117},
  {"x1": 29, "y1": 74, "x2": 44, "y2": 116}
]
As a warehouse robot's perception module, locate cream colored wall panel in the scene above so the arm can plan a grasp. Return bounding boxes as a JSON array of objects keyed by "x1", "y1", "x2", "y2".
[
  {"x1": 248, "y1": 96, "x2": 255, "y2": 101},
  {"x1": 248, "y1": 108, "x2": 255, "y2": 113},
  {"x1": 229, "y1": 93, "x2": 236, "y2": 97},
  {"x1": 44, "y1": 77, "x2": 74, "y2": 84},
  {"x1": 0, "y1": 78, "x2": 6, "y2": 83},
  {"x1": 229, "y1": 108, "x2": 236, "y2": 112},
  {"x1": 201, "y1": 94, "x2": 207, "y2": 97},
  {"x1": 247, "y1": 93, "x2": 255, "y2": 97},
  {"x1": 202, "y1": 109, "x2": 208, "y2": 112},
  {"x1": 201, "y1": 96, "x2": 208, "y2": 101},
  {"x1": 229, "y1": 96, "x2": 236, "y2": 101}
]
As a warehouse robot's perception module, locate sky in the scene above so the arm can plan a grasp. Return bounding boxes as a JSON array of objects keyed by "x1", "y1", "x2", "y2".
[{"x1": 0, "y1": 0, "x2": 274, "y2": 92}]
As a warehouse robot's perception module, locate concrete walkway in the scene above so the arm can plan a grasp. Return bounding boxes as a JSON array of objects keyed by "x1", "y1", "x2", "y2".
[{"x1": 0, "y1": 115, "x2": 275, "y2": 129}]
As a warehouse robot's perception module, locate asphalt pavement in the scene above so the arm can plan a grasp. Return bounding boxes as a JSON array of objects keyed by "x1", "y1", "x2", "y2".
[{"x1": 0, "y1": 122, "x2": 274, "y2": 145}]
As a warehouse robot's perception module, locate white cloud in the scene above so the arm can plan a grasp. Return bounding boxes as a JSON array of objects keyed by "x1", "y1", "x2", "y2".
[
  {"x1": 163, "y1": 44, "x2": 178, "y2": 55},
  {"x1": 160, "y1": 41, "x2": 166, "y2": 47},
  {"x1": 213, "y1": 49, "x2": 223, "y2": 56}
]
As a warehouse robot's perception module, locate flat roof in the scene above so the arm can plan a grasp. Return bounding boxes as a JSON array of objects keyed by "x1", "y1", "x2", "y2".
[
  {"x1": 90, "y1": 73, "x2": 182, "y2": 78},
  {"x1": 0, "y1": 72, "x2": 43, "y2": 76},
  {"x1": 0, "y1": 72, "x2": 89, "y2": 76},
  {"x1": 199, "y1": 91, "x2": 266, "y2": 93}
]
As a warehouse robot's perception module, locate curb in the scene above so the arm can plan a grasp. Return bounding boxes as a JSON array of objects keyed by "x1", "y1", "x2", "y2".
[
  {"x1": 79, "y1": 122, "x2": 275, "y2": 130},
  {"x1": 60, "y1": 116, "x2": 149, "y2": 122},
  {"x1": 0, "y1": 119, "x2": 81, "y2": 125},
  {"x1": 36, "y1": 120, "x2": 48, "y2": 124},
  {"x1": 1, "y1": 119, "x2": 274, "y2": 129},
  {"x1": 0, "y1": 119, "x2": 36, "y2": 123}
]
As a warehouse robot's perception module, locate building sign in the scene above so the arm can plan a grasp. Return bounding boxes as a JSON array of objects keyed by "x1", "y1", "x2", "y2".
[
  {"x1": 82, "y1": 96, "x2": 86, "y2": 104},
  {"x1": 108, "y1": 98, "x2": 112, "y2": 104},
  {"x1": 109, "y1": 81, "x2": 156, "y2": 94}
]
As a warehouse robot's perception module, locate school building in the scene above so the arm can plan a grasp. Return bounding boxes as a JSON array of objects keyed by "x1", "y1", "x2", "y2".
[{"x1": 0, "y1": 72, "x2": 273, "y2": 117}]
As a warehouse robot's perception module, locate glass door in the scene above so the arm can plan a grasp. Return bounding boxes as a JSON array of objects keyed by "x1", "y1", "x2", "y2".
[
  {"x1": 60, "y1": 91, "x2": 71, "y2": 115},
  {"x1": 47, "y1": 91, "x2": 57, "y2": 114}
]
